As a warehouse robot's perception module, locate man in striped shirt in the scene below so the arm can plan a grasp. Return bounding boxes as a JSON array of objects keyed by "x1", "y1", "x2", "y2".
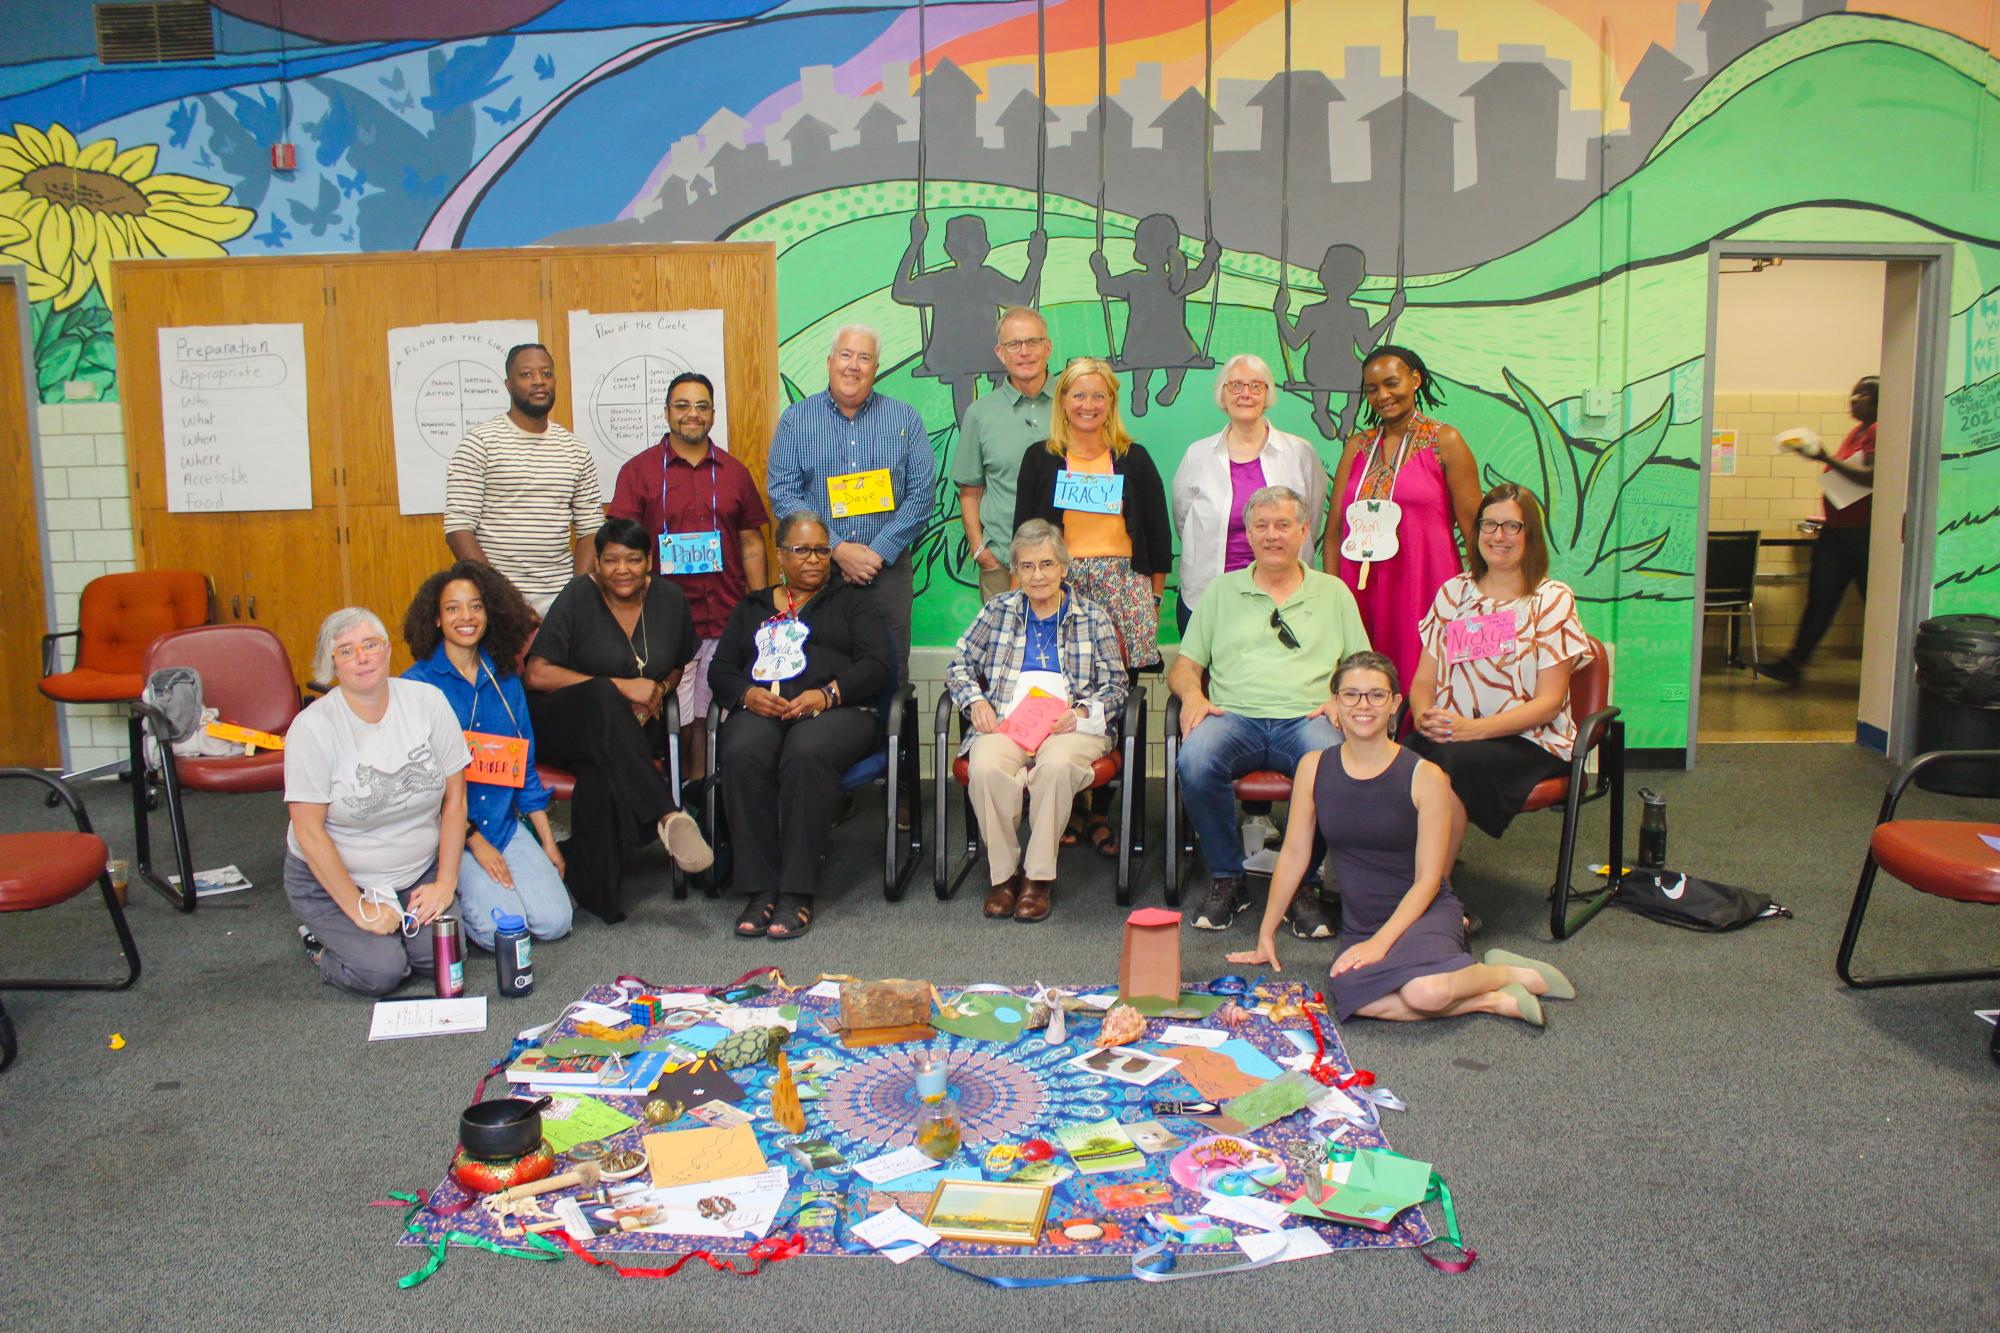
[
  {"x1": 766, "y1": 324, "x2": 935, "y2": 686},
  {"x1": 444, "y1": 343, "x2": 605, "y2": 613}
]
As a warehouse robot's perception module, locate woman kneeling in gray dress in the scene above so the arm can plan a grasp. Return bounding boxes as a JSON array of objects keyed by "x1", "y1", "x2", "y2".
[{"x1": 1229, "y1": 651, "x2": 1575, "y2": 1027}]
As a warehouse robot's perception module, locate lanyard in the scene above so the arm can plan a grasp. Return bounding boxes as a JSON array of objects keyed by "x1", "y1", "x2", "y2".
[
  {"x1": 1355, "y1": 416, "x2": 1418, "y2": 504},
  {"x1": 467, "y1": 660, "x2": 523, "y2": 738},
  {"x1": 661, "y1": 442, "x2": 720, "y2": 534}
]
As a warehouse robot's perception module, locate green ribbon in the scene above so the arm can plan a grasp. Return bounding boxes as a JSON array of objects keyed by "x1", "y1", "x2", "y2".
[
  {"x1": 1322, "y1": 1146, "x2": 1472, "y2": 1262},
  {"x1": 384, "y1": 1190, "x2": 568, "y2": 1289}
]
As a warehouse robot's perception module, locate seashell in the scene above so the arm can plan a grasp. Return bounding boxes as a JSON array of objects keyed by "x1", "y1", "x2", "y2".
[
  {"x1": 1063, "y1": 1222, "x2": 1105, "y2": 1242},
  {"x1": 1093, "y1": 1002, "x2": 1147, "y2": 1048},
  {"x1": 1214, "y1": 1002, "x2": 1253, "y2": 1028}
]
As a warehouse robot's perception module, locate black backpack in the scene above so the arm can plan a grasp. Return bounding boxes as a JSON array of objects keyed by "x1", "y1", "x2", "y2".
[{"x1": 1612, "y1": 868, "x2": 1791, "y2": 932}]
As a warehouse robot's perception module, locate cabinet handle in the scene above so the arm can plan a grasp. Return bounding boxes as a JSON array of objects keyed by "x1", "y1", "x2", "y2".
[
  {"x1": 249, "y1": 595, "x2": 258, "y2": 620},
  {"x1": 231, "y1": 594, "x2": 241, "y2": 618}
]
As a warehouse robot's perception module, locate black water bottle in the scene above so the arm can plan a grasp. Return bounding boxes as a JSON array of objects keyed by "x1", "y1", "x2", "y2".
[
  {"x1": 1637, "y1": 788, "x2": 1668, "y2": 869},
  {"x1": 493, "y1": 908, "x2": 534, "y2": 998}
]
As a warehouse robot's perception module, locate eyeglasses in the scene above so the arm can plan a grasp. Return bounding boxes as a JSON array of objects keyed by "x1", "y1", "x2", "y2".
[
  {"x1": 1478, "y1": 519, "x2": 1526, "y2": 536},
  {"x1": 779, "y1": 544, "x2": 833, "y2": 559},
  {"x1": 668, "y1": 398, "x2": 714, "y2": 413},
  {"x1": 331, "y1": 637, "x2": 389, "y2": 663},
  {"x1": 1222, "y1": 380, "x2": 1267, "y2": 395},
  {"x1": 999, "y1": 337, "x2": 1049, "y2": 354},
  {"x1": 1336, "y1": 688, "x2": 1393, "y2": 706},
  {"x1": 1269, "y1": 609, "x2": 1300, "y2": 651}
]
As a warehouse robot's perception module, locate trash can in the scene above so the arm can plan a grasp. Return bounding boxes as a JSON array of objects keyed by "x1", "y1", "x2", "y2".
[{"x1": 1912, "y1": 613, "x2": 2000, "y2": 796}]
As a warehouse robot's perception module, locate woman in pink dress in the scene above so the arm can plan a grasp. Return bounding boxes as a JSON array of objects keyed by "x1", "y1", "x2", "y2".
[{"x1": 1322, "y1": 346, "x2": 1482, "y2": 699}]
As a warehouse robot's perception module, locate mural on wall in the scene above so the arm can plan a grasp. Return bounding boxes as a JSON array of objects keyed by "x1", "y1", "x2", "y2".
[{"x1": 4, "y1": 0, "x2": 1998, "y2": 750}]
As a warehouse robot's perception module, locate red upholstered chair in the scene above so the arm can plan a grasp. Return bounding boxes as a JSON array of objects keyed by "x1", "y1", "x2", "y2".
[
  {"x1": 1521, "y1": 634, "x2": 1625, "y2": 940},
  {"x1": 130, "y1": 625, "x2": 302, "y2": 912},
  {"x1": 931, "y1": 672, "x2": 1148, "y2": 906},
  {"x1": 1, "y1": 769, "x2": 142, "y2": 1073},
  {"x1": 1163, "y1": 676, "x2": 1309, "y2": 908},
  {"x1": 39, "y1": 571, "x2": 211, "y2": 782},
  {"x1": 1835, "y1": 749, "x2": 2000, "y2": 1067}
]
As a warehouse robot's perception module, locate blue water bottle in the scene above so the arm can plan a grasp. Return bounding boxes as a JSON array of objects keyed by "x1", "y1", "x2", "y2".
[{"x1": 493, "y1": 908, "x2": 534, "y2": 998}]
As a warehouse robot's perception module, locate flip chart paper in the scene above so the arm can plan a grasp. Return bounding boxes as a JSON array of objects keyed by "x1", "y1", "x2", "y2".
[{"x1": 159, "y1": 323, "x2": 312, "y2": 512}]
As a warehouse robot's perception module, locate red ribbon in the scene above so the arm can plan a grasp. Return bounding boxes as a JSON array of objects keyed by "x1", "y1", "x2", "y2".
[
  {"x1": 1304, "y1": 991, "x2": 1378, "y2": 1091},
  {"x1": 552, "y1": 1229, "x2": 807, "y2": 1277}
]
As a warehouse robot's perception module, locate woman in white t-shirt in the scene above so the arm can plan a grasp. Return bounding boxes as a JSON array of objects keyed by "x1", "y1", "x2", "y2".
[
  {"x1": 284, "y1": 608, "x2": 471, "y2": 996},
  {"x1": 1405, "y1": 484, "x2": 1593, "y2": 872}
]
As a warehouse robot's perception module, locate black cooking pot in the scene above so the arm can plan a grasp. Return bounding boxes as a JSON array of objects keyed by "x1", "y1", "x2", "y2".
[{"x1": 459, "y1": 1095, "x2": 551, "y2": 1160}]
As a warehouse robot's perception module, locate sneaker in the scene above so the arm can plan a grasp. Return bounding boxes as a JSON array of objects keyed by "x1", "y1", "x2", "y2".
[
  {"x1": 1755, "y1": 657, "x2": 1802, "y2": 686},
  {"x1": 1285, "y1": 892, "x2": 1335, "y2": 940},
  {"x1": 1192, "y1": 876, "x2": 1245, "y2": 930},
  {"x1": 297, "y1": 924, "x2": 324, "y2": 966},
  {"x1": 658, "y1": 810, "x2": 715, "y2": 873}
]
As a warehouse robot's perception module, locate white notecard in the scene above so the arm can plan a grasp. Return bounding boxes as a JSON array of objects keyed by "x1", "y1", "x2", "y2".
[
  {"x1": 368, "y1": 996, "x2": 487, "y2": 1041},
  {"x1": 854, "y1": 1146, "x2": 936, "y2": 1184},
  {"x1": 1200, "y1": 1194, "x2": 1291, "y2": 1232},
  {"x1": 1158, "y1": 1024, "x2": 1229, "y2": 1048},
  {"x1": 1238, "y1": 1227, "x2": 1334, "y2": 1263},
  {"x1": 849, "y1": 1206, "x2": 940, "y2": 1263}
]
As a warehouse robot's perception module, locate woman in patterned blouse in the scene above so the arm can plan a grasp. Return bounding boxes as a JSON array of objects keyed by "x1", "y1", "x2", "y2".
[{"x1": 1405, "y1": 484, "x2": 1593, "y2": 871}]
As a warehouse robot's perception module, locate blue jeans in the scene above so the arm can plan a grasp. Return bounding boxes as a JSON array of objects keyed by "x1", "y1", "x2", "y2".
[
  {"x1": 1177, "y1": 711, "x2": 1338, "y2": 878},
  {"x1": 457, "y1": 826, "x2": 574, "y2": 949}
]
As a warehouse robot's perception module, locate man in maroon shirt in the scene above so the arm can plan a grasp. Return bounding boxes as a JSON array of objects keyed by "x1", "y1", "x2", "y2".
[
  {"x1": 608, "y1": 372, "x2": 770, "y2": 773},
  {"x1": 1760, "y1": 375, "x2": 1877, "y2": 686}
]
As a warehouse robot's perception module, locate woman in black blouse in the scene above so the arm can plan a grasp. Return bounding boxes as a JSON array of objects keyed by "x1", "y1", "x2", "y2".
[
  {"x1": 710, "y1": 510, "x2": 890, "y2": 941},
  {"x1": 523, "y1": 518, "x2": 713, "y2": 923}
]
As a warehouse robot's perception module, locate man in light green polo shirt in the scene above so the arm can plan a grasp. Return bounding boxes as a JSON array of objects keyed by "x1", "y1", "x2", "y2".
[
  {"x1": 955, "y1": 306, "x2": 1053, "y2": 603},
  {"x1": 1171, "y1": 485, "x2": 1370, "y2": 934}
]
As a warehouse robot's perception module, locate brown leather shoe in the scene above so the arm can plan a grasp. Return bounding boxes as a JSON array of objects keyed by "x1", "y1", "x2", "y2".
[
  {"x1": 1014, "y1": 878, "x2": 1053, "y2": 923},
  {"x1": 983, "y1": 875, "x2": 1020, "y2": 919}
]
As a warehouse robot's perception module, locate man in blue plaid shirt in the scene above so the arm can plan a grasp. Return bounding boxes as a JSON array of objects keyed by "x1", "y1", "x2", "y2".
[{"x1": 766, "y1": 324, "x2": 936, "y2": 686}]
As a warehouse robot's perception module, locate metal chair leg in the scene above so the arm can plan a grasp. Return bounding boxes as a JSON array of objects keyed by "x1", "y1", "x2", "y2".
[{"x1": 0, "y1": 993, "x2": 15, "y2": 1073}]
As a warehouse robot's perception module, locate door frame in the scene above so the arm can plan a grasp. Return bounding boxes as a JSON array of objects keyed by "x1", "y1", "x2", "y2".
[
  {"x1": 1, "y1": 262, "x2": 63, "y2": 768},
  {"x1": 1689, "y1": 241, "x2": 1951, "y2": 767}
]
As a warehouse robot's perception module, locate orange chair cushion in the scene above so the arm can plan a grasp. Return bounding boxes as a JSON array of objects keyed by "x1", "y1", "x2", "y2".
[
  {"x1": 1233, "y1": 770, "x2": 1293, "y2": 803},
  {"x1": 176, "y1": 751, "x2": 286, "y2": 794},
  {"x1": 1521, "y1": 775, "x2": 1571, "y2": 812},
  {"x1": 538, "y1": 765, "x2": 575, "y2": 802},
  {"x1": 40, "y1": 667, "x2": 146, "y2": 703},
  {"x1": 1872, "y1": 821, "x2": 2000, "y2": 905},
  {"x1": 74, "y1": 571, "x2": 209, "y2": 677},
  {"x1": 0, "y1": 832, "x2": 109, "y2": 911},
  {"x1": 951, "y1": 753, "x2": 1122, "y2": 788}
]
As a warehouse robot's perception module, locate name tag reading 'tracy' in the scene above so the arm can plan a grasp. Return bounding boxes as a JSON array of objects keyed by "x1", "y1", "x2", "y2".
[{"x1": 1054, "y1": 469, "x2": 1124, "y2": 514}]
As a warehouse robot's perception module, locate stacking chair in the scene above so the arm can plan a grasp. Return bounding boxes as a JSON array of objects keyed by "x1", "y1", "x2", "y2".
[
  {"x1": 39, "y1": 570, "x2": 210, "y2": 782},
  {"x1": 703, "y1": 634, "x2": 921, "y2": 902},
  {"x1": 1, "y1": 769, "x2": 142, "y2": 1073},
  {"x1": 1163, "y1": 674, "x2": 1301, "y2": 908},
  {"x1": 130, "y1": 625, "x2": 301, "y2": 912},
  {"x1": 1835, "y1": 749, "x2": 2000, "y2": 1067},
  {"x1": 931, "y1": 671, "x2": 1148, "y2": 906},
  {"x1": 1703, "y1": 531, "x2": 1762, "y2": 670},
  {"x1": 1524, "y1": 635, "x2": 1626, "y2": 939}
]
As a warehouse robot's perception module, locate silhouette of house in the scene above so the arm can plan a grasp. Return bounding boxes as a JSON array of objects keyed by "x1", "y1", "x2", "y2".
[
  {"x1": 1247, "y1": 71, "x2": 1341, "y2": 181},
  {"x1": 1361, "y1": 92, "x2": 1456, "y2": 200},
  {"x1": 1700, "y1": 0, "x2": 1772, "y2": 73},
  {"x1": 1463, "y1": 61, "x2": 1565, "y2": 187},
  {"x1": 1622, "y1": 43, "x2": 1697, "y2": 150},
  {"x1": 856, "y1": 101, "x2": 906, "y2": 150},
  {"x1": 919, "y1": 58, "x2": 981, "y2": 163},
  {"x1": 784, "y1": 114, "x2": 836, "y2": 171}
]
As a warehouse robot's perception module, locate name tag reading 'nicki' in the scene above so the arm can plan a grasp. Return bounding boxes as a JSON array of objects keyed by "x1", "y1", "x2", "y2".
[{"x1": 1445, "y1": 609, "x2": 1518, "y2": 665}]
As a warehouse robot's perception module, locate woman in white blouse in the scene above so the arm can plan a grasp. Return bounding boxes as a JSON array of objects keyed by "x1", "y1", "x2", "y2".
[
  {"x1": 1170, "y1": 353, "x2": 1328, "y2": 632},
  {"x1": 1405, "y1": 484, "x2": 1593, "y2": 870}
]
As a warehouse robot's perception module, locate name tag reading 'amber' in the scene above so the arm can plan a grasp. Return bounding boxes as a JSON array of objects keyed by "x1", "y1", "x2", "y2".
[{"x1": 464, "y1": 731, "x2": 529, "y2": 788}]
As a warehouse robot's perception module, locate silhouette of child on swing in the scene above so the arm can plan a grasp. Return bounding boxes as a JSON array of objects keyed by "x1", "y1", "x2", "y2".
[
  {"x1": 1090, "y1": 213, "x2": 1221, "y2": 417},
  {"x1": 893, "y1": 212, "x2": 1048, "y2": 421},
  {"x1": 1274, "y1": 243, "x2": 1407, "y2": 440}
]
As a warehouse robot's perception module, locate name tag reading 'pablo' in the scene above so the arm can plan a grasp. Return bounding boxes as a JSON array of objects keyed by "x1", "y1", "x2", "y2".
[
  {"x1": 1054, "y1": 469, "x2": 1124, "y2": 514},
  {"x1": 1446, "y1": 609, "x2": 1518, "y2": 665},
  {"x1": 659, "y1": 529, "x2": 724, "y2": 576},
  {"x1": 828, "y1": 468, "x2": 895, "y2": 518},
  {"x1": 464, "y1": 731, "x2": 529, "y2": 788}
]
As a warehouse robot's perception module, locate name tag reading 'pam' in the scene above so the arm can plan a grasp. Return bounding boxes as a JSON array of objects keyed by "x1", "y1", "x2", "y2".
[
  {"x1": 1445, "y1": 609, "x2": 1518, "y2": 665},
  {"x1": 1054, "y1": 470, "x2": 1124, "y2": 514}
]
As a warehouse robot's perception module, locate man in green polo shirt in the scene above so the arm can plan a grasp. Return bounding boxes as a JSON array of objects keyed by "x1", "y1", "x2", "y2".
[
  {"x1": 1171, "y1": 485, "x2": 1370, "y2": 934},
  {"x1": 955, "y1": 305, "x2": 1053, "y2": 603}
]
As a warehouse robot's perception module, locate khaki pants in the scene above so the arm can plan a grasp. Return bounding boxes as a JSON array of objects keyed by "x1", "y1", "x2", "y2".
[
  {"x1": 967, "y1": 730, "x2": 1113, "y2": 885},
  {"x1": 977, "y1": 563, "x2": 1012, "y2": 604}
]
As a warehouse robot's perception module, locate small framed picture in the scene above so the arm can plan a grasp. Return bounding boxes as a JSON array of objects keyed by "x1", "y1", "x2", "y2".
[{"x1": 921, "y1": 1177, "x2": 1054, "y2": 1247}]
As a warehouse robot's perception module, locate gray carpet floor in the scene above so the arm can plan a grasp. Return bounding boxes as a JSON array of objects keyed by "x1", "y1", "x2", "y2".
[{"x1": 2, "y1": 744, "x2": 1995, "y2": 1331}]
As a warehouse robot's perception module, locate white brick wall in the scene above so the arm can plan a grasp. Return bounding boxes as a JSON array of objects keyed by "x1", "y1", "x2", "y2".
[{"x1": 35, "y1": 402, "x2": 134, "y2": 773}]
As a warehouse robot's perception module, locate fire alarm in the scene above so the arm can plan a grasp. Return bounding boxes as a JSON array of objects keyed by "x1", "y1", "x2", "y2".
[{"x1": 271, "y1": 142, "x2": 297, "y2": 171}]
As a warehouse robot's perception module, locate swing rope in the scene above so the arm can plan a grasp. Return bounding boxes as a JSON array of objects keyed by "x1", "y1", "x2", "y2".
[
  {"x1": 1095, "y1": 0, "x2": 1116, "y2": 358},
  {"x1": 1274, "y1": 0, "x2": 1298, "y2": 386},
  {"x1": 913, "y1": 0, "x2": 932, "y2": 354},
  {"x1": 1394, "y1": 0, "x2": 1410, "y2": 310},
  {"x1": 1197, "y1": 0, "x2": 1221, "y2": 362},
  {"x1": 1030, "y1": 0, "x2": 1047, "y2": 305}
]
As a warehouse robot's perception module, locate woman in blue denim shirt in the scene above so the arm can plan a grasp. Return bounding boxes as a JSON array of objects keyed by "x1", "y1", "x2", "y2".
[{"x1": 402, "y1": 562, "x2": 572, "y2": 950}]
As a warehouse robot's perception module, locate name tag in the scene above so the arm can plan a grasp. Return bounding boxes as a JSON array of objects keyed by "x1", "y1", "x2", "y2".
[
  {"x1": 659, "y1": 529, "x2": 724, "y2": 576},
  {"x1": 1055, "y1": 469, "x2": 1124, "y2": 514},
  {"x1": 752, "y1": 619, "x2": 811, "y2": 683},
  {"x1": 464, "y1": 730, "x2": 529, "y2": 788},
  {"x1": 1445, "y1": 609, "x2": 1518, "y2": 665},
  {"x1": 205, "y1": 720, "x2": 285, "y2": 752},
  {"x1": 828, "y1": 468, "x2": 895, "y2": 518}
]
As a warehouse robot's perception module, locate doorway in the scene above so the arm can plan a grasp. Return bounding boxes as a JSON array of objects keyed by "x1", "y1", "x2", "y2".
[{"x1": 1690, "y1": 244, "x2": 1948, "y2": 765}]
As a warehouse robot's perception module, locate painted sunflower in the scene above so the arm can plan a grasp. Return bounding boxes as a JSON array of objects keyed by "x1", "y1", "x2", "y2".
[{"x1": 0, "y1": 122, "x2": 256, "y2": 310}]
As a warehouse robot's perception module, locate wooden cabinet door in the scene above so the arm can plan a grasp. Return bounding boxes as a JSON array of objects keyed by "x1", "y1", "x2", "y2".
[
  {"x1": 0, "y1": 277, "x2": 60, "y2": 766},
  {"x1": 236, "y1": 509, "x2": 345, "y2": 683},
  {"x1": 342, "y1": 504, "x2": 456, "y2": 677},
  {"x1": 137, "y1": 508, "x2": 242, "y2": 617}
]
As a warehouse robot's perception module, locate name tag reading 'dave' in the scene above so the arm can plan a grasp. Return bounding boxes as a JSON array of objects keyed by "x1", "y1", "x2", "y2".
[
  {"x1": 659, "y1": 530, "x2": 724, "y2": 576},
  {"x1": 1054, "y1": 469, "x2": 1124, "y2": 514},
  {"x1": 828, "y1": 468, "x2": 895, "y2": 518},
  {"x1": 464, "y1": 731, "x2": 529, "y2": 788}
]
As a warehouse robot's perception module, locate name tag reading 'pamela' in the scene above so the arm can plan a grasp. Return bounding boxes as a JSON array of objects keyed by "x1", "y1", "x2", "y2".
[
  {"x1": 1445, "y1": 609, "x2": 1518, "y2": 665},
  {"x1": 1054, "y1": 470, "x2": 1124, "y2": 514}
]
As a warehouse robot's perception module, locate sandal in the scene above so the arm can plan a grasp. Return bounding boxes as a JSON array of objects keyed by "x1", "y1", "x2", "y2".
[
  {"x1": 1084, "y1": 814, "x2": 1120, "y2": 859},
  {"x1": 767, "y1": 894, "x2": 815, "y2": 941},
  {"x1": 1060, "y1": 807, "x2": 1086, "y2": 847},
  {"x1": 735, "y1": 890, "x2": 780, "y2": 938}
]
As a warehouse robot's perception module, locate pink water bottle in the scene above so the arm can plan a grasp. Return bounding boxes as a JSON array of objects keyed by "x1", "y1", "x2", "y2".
[{"x1": 433, "y1": 914, "x2": 465, "y2": 998}]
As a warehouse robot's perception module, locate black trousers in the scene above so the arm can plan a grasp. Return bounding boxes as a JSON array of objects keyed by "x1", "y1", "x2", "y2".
[
  {"x1": 1788, "y1": 526, "x2": 1870, "y2": 665},
  {"x1": 719, "y1": 706, "x2": 878, "y2": 901},
  {"x1": 528, "y1": 677, "x2": 677, "y2": 924}
]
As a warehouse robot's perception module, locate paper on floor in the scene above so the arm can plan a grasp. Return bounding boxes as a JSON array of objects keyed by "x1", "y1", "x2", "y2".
[
  {"x1": 1237, "y1": 1227, "x2": 1334, "y2": 1263},
  {"x1": 849, "y1": 1206, "x2": 941, "y2": 1263}
]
